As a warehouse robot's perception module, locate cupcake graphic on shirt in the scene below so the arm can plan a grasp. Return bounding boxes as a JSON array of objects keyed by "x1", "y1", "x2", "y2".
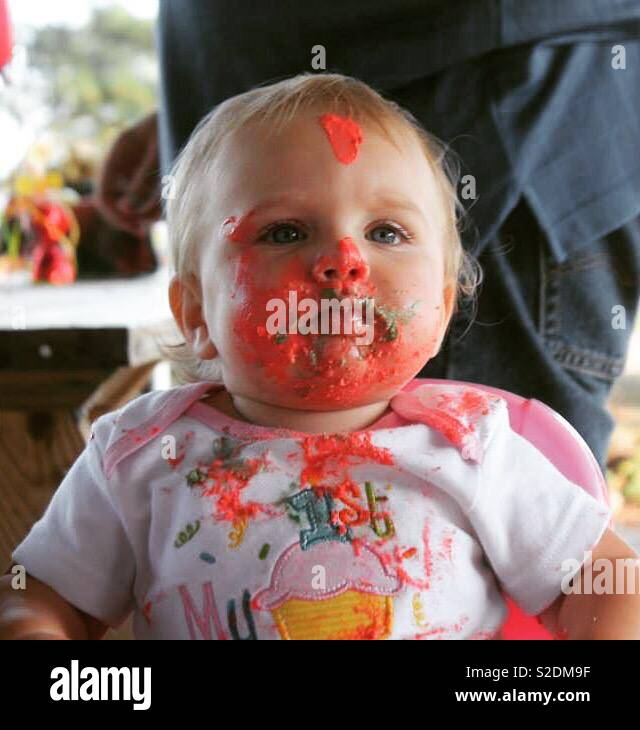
[{"x1": 253, "y1": 539, "x2": 403, "y2": 640}]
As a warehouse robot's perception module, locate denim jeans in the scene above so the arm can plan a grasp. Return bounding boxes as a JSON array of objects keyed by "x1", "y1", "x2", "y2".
[{"x1": 419, "y1": 199, "x2": 640, "y2": 473}]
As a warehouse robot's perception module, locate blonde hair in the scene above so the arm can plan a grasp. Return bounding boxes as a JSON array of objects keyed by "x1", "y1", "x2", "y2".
[{"x1": 164, "y1": 72, "x2": 482, "y2": 383}]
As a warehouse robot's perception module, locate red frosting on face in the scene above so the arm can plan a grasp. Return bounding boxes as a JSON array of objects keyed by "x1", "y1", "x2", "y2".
[
  {"x1": 229, "y1": 239, "x2": 427, "y2": 408},
  {"x1": 222, "y1": 214, "x2": 257, "y2": 244},
  {"x1": 318, "y1": 114, "x2": 363, "y2": 165}
]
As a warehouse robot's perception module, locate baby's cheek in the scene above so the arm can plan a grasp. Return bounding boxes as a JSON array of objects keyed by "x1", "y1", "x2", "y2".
[
  {"x1": 399, "y1": 325, "x2": 440, "y2": 371},
  {"x1": 228, "y1": 256, "x2": 313, "y2": 374},
  {"x1": 365, "y1": 309, "x2": 437, "y2": 375},
  {"x1": 404, "y1": 302, "x2": 444, "y2": 355}
]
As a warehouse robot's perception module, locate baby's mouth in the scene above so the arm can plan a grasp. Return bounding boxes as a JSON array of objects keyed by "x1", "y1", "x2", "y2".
[
  {"x1": 286, "y1": 295, "x2": 419, "y2": 375},
  {"x1": 312, "y1": 294, "x2": 371, "y2": 340},
  {"x1": 304, "y1": 292, "x2": 416, "y2": 343},
  {"x1": 254, "y1": 283, "x2": 422, "y2": 384}
]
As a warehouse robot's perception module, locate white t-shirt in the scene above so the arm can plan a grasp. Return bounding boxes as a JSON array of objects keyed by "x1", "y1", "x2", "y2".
[{"x1": 12, "y1": 380, "x2": 610, "y2": 640}]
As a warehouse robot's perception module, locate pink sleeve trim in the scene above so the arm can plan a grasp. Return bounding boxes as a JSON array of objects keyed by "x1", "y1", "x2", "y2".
[{"x1": 103, "y1": 382, "x2": 214, "y2": 479}]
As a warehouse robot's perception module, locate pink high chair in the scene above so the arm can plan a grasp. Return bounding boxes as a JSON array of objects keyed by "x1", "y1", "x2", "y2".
[{"x1": 407, "y1": 378, "x2": 610, "y2": 640}]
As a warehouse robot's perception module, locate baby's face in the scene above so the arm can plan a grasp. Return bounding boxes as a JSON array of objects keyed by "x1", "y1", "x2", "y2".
[{"x1": 183, "y1": 111, "x2": 455, "y2": 409}]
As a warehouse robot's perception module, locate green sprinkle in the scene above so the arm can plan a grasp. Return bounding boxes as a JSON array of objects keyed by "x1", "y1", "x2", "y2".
[
  {"x1": 397, "y1": 300, "x2": 420, "y2": 323},
  {"x1": 186, "y1": 520, "x2": 200, "y2": 537},
  {"x1": 174, "y1": 520, "x2": 200, "y2": 548},
  {"x1": 212, "y1": 436, "x2": 235, "y2": 460},
  {"x1": 385, "y1": 322, "x2": 399, "y2": 341},
  {"x1": 320, "y1": 288, "x2": 338, "y2": 299},
  {"x1": 186, "y1": 468, "x2": 205, "y2": 486},
  {"x1": 259, "y1": 544, "x2": 270, "y2": 560}
]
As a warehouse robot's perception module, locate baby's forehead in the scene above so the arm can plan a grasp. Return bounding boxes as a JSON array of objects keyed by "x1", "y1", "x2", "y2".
[
  {"x1": 202, "y1": 108, "x2": 448, "y2": 234},
  {"x1": 217, "y1": 111, "x2": 438, "y2": 197}
]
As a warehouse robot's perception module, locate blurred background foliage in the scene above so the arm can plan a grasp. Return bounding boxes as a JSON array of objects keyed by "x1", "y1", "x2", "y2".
[
  {"x1": 27, "y1": 7, "x2": 155, "y2": 136},
  {"x1": 0, "y1": 4, "x2": 157, "y2": 188}
]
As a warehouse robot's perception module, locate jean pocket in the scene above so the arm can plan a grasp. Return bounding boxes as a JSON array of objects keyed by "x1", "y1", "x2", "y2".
[{"x1": 539, "y1": 222, "x2": 640, "y2": 386}]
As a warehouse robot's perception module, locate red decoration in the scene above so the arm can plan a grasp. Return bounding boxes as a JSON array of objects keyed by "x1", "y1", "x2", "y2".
[
  {"x1": 0, "y1": 0, "x2": 13, "y2": 72},
  {"x1": 29, "y1": 201, "x2": 77, "y2": 284},
  {"x1": 31, "y1": 239, "x2": 76, "y2": 284}
]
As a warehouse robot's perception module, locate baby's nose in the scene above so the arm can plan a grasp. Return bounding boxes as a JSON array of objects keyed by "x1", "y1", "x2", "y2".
[{"x1": 311, "y1": 237, "x2": 370, "y2": 291}]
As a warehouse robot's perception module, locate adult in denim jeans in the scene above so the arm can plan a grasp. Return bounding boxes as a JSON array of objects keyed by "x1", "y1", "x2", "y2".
[
  {"x1": 101, "y1": 2, "x2": 640, "y2": 473},
  {"x1": 422, "y1": 200, "x2": 640, "y2": 474},
  {"x1": 393, "y1": 40, "x2": 640, "y2": 473}
]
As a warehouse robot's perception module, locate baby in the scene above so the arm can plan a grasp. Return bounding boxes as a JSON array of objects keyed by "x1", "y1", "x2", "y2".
[{"x1": 2, "y1": 73, "x2": 640, "y2": 640}]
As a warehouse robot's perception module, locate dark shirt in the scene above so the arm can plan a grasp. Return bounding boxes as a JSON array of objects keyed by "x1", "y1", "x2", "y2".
[{"x1": 158, "y1": 0, "x2": 640, "y2": 261}]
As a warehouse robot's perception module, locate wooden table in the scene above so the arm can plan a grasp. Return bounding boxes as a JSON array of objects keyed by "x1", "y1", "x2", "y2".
[{"x1": 0, "y1": 267, "x2": 179, "y2": 572}]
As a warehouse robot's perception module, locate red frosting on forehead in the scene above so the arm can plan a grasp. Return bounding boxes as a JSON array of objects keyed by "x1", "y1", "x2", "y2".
[{"x1": 318, "y1": 114, "x2": 363, "y2": 164}]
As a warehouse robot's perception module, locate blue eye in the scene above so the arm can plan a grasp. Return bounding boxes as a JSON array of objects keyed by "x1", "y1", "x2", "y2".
[
  {"x1": 257, "y1": 220, "x2": 413, "y2": 245},
  {"x1": 259, "y1": 221, "x2": 307, "y2": 244},
  {"x1": 368, "y1": 223, "x2": 411, "y2": 245}
]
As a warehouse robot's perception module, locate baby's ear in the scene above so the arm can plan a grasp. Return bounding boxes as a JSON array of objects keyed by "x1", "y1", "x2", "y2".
[
  {"x1": 169, "y1": 273, "x2": 218, "y2": 359},
  {"x1": 442, "y1": 282, "x2": 456, "y2": 327},
  {"x1": 428, "y1": 283, "x2": 457, "y2": 358}
]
